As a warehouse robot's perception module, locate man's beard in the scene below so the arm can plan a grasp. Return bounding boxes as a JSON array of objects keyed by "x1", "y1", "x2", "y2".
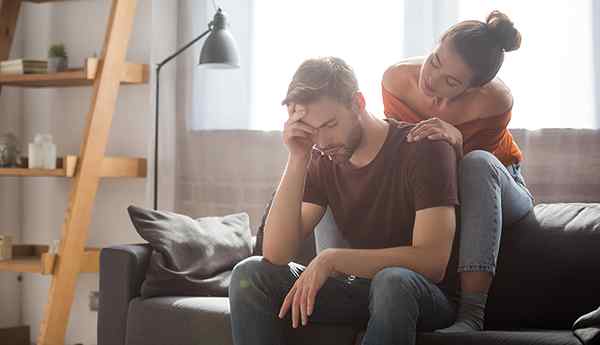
[{"x1": 330, "y1": 123, "x2": 362, "y2": 165}]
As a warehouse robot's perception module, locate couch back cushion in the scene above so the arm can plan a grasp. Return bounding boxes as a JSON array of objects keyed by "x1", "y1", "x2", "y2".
[
  {"x1": 486, "y1": 203, "x2": 600, "y2": 330},
  {"x1": 180, "y1": 129, "x2": 600, "y2": 235}
]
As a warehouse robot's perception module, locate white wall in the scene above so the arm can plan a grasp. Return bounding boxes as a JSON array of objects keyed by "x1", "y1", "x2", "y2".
[{"x1": 0, "y1": 0, "x2": 154, "y2": 343}]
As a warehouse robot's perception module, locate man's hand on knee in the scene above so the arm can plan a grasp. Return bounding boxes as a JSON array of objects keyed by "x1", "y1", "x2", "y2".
[{"x1": 278, "y1": 249, "x2": 336, "y2": 328}]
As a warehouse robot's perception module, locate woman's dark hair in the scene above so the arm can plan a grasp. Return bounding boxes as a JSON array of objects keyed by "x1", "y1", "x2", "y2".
[{"x1": 441, "y1": 10, "x2": 521, "y2": 87}]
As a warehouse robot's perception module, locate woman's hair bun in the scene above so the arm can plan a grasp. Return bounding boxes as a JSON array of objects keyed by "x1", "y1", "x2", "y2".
[{"x1": 486, "y1": 10, "x2": 521, "y2": 52}]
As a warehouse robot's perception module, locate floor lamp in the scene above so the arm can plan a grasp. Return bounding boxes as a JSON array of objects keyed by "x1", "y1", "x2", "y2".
[{"x1": 154, "y1": 8, "x2": 240, "y2": 210}]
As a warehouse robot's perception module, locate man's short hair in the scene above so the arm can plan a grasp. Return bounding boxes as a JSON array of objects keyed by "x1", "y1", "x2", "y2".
[{"x1": 281, "y1": 57, "x2": 359, "y2": 108}]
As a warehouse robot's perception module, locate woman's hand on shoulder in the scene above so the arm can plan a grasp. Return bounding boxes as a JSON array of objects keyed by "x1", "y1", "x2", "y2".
[{"x1": 406, "y1": 117, "x2": 463, "y2": 159}]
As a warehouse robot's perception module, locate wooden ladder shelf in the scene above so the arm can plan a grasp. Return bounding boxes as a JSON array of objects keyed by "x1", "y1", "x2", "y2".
[{"x1": 0, "y1": 0, "x2": 147, "y2": 344}]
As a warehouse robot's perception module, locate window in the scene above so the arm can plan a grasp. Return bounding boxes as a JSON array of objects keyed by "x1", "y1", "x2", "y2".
[
  {"x1": 221, "y1": 1, "x2": 597, "y2": 130},
  {"x1": 458, "y1": 1, "x2": 596, "y2": 129},
  {"x1": 250, "y1": 1, "x2": 404, "y2": 130}
]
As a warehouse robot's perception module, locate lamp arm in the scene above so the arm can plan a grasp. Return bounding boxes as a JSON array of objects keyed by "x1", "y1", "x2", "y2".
[
  {"x1": 153, "y1": 24, "x2": 213, "y2": 210},
  {"x1": 157, "y1": 24, "x2": 213, "y2": 69}
]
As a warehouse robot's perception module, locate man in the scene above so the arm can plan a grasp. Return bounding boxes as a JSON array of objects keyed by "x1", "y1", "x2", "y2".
[{"x1": 229, "y1": 57, "x2": 459, "y2": 345}]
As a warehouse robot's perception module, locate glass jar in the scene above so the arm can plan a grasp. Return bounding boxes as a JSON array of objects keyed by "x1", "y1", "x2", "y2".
[{"x1": 0, "y1": 132, "x2": 19, "y2": 167}]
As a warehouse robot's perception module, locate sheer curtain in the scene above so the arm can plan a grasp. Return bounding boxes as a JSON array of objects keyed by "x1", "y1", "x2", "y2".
[
  {"x1": 458, "y1": 1, "x2": 597, "y2": 129},
  {"x1": 185, "y1": 0, "x2": 253, "y2": 131},
  {"x1": 186, "y1": 1, "x2": 599, "y2": 130},
  {"x1": 250, "y1": 0, "x2": 405, "y2": 131},
  {"x1": 185, "y1": 0, "x2": 453, "y2": 130},
  {"x1": 249, "y1": 1, "x2": 599, "y2": 130}
]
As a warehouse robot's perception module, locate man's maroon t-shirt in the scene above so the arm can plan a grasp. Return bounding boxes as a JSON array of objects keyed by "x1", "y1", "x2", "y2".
[{"x1": 303, "y1": 119, "x2": 459, "y2": 250}]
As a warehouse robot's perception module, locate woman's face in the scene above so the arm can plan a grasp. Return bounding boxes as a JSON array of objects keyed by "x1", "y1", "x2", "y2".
[{"x1": 418, "y1": 39, "x2": 475, "y2": 100}]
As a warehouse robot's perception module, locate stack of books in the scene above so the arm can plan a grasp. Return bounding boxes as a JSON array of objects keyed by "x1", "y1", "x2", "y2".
[{"x1": 0, "y1": 59, "x2": 47, "y2": 74}]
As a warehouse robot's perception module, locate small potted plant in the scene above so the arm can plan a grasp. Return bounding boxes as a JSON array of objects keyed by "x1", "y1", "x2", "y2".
[{"x1": 48, "y1": 43, "x2": 68, "y2": 73}]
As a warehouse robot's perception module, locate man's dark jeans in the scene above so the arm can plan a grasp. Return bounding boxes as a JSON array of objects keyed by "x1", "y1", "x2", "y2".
[{"x1": 229, "y1": 256, "x2": 456, "y2": 345}]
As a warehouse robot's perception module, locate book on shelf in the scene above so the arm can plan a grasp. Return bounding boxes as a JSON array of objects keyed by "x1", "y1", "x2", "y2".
[{"x1": 0, "y1": 59, "x2": 47, "y2": 75}]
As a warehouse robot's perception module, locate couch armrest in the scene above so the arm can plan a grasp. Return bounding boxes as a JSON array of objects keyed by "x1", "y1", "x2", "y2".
[{"x1": 98, "y1": 244, "x2": 152, "y2": 345}]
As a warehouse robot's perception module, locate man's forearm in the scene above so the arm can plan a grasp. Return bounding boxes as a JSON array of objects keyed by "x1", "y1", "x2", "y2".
[
  {"x1": 324, "y1": 245, "x2": 450, "y2": 283},
  {"x1": 262, "y1": 157, "x2": 309, "y2": 265}
]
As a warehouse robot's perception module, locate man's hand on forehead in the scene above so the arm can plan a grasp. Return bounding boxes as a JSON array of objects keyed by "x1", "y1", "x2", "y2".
[
  {"x1": 287, "y1": 103, "x2": 311, "y2": 126},
  {"x1": 282, "y1": 102, "x2": 318, "y2": 160}
]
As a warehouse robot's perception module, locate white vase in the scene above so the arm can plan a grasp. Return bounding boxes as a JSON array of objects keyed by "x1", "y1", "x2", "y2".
[{"x1": 28, "y1": 134, "x2": 45, "y2": 169}]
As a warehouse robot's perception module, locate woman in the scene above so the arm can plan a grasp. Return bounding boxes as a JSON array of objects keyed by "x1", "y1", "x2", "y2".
[{"x1": 382, "y1": 11, "x2": 534, "y2": 332}]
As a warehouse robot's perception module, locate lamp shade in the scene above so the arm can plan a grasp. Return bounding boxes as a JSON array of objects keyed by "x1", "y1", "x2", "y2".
[{"x1": 199, "y1": 9, "x2": 240, "y2": 69}]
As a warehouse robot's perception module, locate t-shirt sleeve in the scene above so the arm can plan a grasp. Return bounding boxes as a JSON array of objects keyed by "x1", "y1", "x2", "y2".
[
  {"x1": 303, "y1": 152, "x2": 328, "y2": 207},
  {"x1": 412, "y1": 140, "x2": 459, "y2": 211}
]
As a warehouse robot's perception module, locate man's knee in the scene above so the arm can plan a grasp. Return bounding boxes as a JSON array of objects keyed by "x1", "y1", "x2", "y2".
[
  {"x1": 230, "y1": 256, "x2": 289, "y2": 298},
  {"x1": 370, "y1": 267, "x2": 424, "y2": 306},
  {"x1": 231, "y1": 256, "x2": 272, "y2": 292}
]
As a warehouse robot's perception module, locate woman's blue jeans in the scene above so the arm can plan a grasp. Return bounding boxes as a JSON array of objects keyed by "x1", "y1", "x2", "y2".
[
  {"x1": 457, "y1": 150, "x2": 534, "y2": 274},
  {"x1": 230, "y1": 257, "x2": 455, "y2": 345}
]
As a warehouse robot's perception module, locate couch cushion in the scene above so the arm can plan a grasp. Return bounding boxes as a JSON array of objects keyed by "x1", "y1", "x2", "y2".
[
  {"x1": 354, "y1": 330, "x2": 581, "y2": 345},
  {"x1": 486, "y1": 203, "x2": 600, "y2": 330},
  {"x1": 416, "y1": 330, "x2": 581, "y2": 345},
  {"x1": 124, "y1": 296, "x2": 580, "y2": 345},
  {"x1": 126, "y1": 296, "x2": 233, "y2": 345},
  {"x1": 125, "y1": 296, "x2": 360, "y2": 345}
]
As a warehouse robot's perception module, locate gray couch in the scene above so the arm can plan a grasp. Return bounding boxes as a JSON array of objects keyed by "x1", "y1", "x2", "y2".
[
  {"x1": 99, "y1": 203, "x2": 600, "y2": 345},
  {"x1": 98, "y1": 129, "x2": 600, "y2": 345}
]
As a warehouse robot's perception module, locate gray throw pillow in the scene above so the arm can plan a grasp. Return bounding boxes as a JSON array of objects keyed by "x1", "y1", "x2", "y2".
[{"x1": 127, "y1": 205, "x2": 252, "y2": 298}]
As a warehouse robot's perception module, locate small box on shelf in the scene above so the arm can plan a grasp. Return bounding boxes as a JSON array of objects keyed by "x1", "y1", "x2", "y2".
[{"x1": 0, "y1": 234, "x2": 13, "y2": 260}]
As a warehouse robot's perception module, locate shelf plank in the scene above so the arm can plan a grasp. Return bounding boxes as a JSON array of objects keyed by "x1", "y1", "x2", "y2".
[
  {"x1": 0, "y1": 244, "x2": 100, "y2": 275},
  {"x1": 101, "y1": 156, "x2": 147, "y2": 177},
  {"x1": 0, "y1": 57, "x2": 149, "y2": 87},
  {"x1": 0, "y1": 155, "x2": 146, "y2": 178},
  {"x1": 0, "y1": 156, "x2": 75, "y2": 177},
  {"x1": 0, "y1": 245, "x2": 55, "y2": 274}
]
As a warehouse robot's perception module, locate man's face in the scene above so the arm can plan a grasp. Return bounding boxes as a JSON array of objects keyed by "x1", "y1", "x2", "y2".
[{"x1": 298, "y1": 96, "x2": 363, "y2": 165}]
